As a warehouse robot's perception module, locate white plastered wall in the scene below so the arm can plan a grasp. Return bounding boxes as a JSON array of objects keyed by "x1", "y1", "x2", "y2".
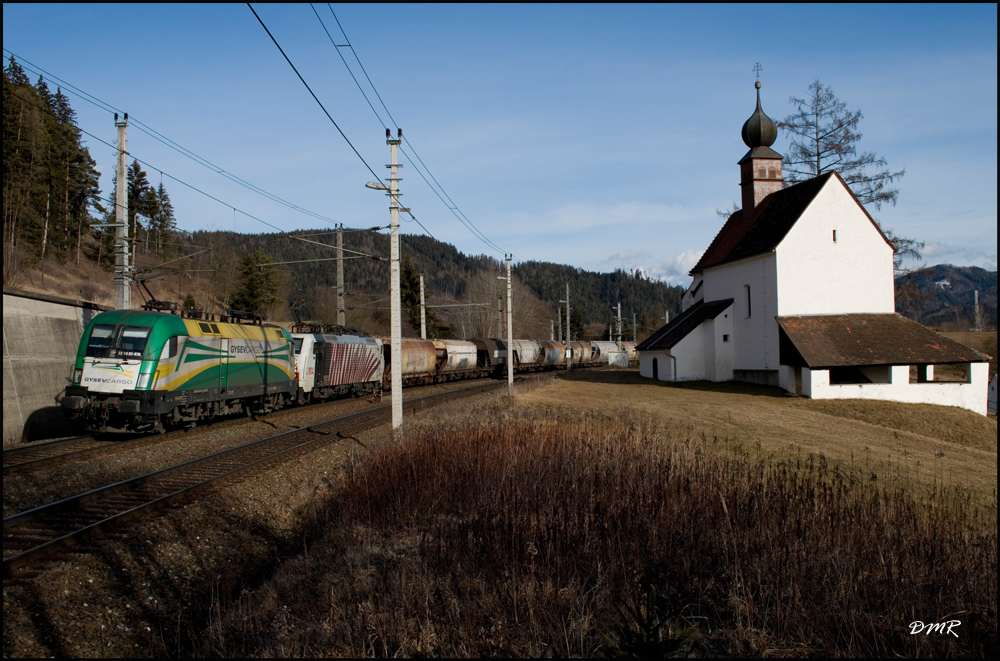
[
  {"x1": 712, "y1": 306, "x2": 735, "y2": 381},
  {"x1": 671, "y1": 324, "x2": 706, "y2": 380},
  {"x1": 775, "y1": 176, "x2": 895, "y2": 315},
  {"x1": 702, "y1": 253, "x2": 777, "y2": 372},
  {"x1": 803, "y1": 363, "x2": 990, "y2": 416},
  {"x1": 683, "y1": 276, "x2": 704, "y2": 311},
  {"x1": 638, "y1": 350, "x2": 672, "y2": 381}
]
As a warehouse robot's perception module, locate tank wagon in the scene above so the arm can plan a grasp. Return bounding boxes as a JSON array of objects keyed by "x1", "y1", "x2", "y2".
[{"x1": 63, "y1": 310, "x2": 295, "y2": 433}]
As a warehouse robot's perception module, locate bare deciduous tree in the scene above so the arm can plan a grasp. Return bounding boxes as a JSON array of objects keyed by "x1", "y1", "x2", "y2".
[{"x1": 778, "y1": 80, "x2": 921, "y2": 273}]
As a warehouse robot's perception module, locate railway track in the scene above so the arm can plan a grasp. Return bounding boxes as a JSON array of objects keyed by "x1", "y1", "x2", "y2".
[
  {"x1": 3, "y1": 376, "x2": 520, "y2": 476},
  {"x1": 3, "y1": 434, "x2": 152, "y2": 475},
  {"x1": 3, "y1": 379, "x2": 510, "y2": 576}
]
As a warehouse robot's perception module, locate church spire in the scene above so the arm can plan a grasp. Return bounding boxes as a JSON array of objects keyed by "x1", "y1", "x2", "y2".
[{"x1": 738, "y1": 77, "x2": 783, "y2": 213}]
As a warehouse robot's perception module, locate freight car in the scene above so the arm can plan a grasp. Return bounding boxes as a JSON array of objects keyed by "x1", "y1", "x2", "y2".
[
  {"x1": 66, "y1": 310, "x2": 625, "y2": 433},
  {"x1": 63, "y1": 309, "x2": 296, "y2": 433},
  {"x1": 291, "y1": 330, "x2": 383, "y2": 404}
]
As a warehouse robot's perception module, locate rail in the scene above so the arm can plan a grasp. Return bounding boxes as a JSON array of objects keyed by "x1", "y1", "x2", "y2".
[{"x1": 3, "y1": 379, "x2": 509, "y2": 575}]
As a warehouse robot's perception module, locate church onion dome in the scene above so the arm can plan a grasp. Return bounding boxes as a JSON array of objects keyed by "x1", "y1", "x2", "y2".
[{"x1": 741, "y1": 81, "x2": 777, "y2": 148}]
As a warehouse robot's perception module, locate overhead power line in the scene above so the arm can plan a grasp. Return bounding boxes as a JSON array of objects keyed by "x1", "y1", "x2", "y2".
[
  {"x1": 4, "y1": 48, "x2": 351, "y2": 229},
  {"x1": 316, "y1": 5, "x2": 508, "y2": 258},
  {"x1": 247, "y1": 5, "x2": 436, "y2": 241},
  {"x1": 9, "y1": 67, "x2": 387, "y2": 248}
]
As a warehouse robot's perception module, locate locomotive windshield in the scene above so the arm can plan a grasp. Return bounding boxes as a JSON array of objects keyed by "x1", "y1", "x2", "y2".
[
  {"x1": 85, "y1": 324, "x2": 116, "y2": 357},
  {"x1": 84, "y1": 324, "x2": 151, "y2": 359},
  {"x1": 293, "y1": 338, "x2": 304, "y2": 355},
  {"x1": 119, "y1": 326, "x2": 151, "y2": 359}
]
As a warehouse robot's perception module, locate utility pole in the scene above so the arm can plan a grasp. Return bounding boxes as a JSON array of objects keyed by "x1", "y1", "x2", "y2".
[
  {"x1": 506, "y1": 255, "x2": 513, "y2": 389},
  {"x1": 387, "y1": 129, "x2": 403, "y2": 430},
  {"x1": 419, "y1": 274, "x2": 426, "y2": 340},
  {"x1": 114, "y1": 113, "x2": 130, "y2": 310},
  {"x1": 973, "y1": 290, "x2": 982, "y2": 332},
  {"x1": 633, "y1": 312, "x2": 637, "y2": 343},
  {"x1": 617, "y1": 302, "x2": 622, "y2": 344},
  {"x1": 665, "y1": 309, "x2": 670, "y2": 326},
  {"x1": 560, "y1": 283, "x2": 571, "y2": 371},
  {"x1": 336, "y1": 223, "x2": 345, "y2": 325},
  {"x1": 497, "y1": 298, "x2": 502, "y2": 338},
  {"x1": 550, "y1": 319, "x2": 554, "y2": 341}
]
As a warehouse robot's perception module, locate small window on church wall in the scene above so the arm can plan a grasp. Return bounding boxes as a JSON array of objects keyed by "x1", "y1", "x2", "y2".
[
  {"x1": 833, "y1": 229, "x2": 837, "y2": 243},
  {"x1": 723, "y1": 334, "x2": 730, "y2": 342},
  {"x1": 758, "y1": 167, "x2": 766, "y2": 178},
  {"x1": 745, "y1": 285, "x2": 751, "y2": 318},
  {"x1": 768, "y1": 167, "x2": 777, "y2": 179}
]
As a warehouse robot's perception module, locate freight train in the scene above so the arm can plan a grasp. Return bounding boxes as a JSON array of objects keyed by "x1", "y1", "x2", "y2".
[{"x1": 62, "y1": 310, "x2": 636, "y2": 433}]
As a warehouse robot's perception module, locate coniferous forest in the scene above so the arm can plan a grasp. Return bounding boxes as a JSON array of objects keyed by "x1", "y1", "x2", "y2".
[{"x1": 3, "y1": 56, "x2": 178, "y2": 285}]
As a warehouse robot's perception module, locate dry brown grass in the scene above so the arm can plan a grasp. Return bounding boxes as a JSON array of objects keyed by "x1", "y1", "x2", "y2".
[
  {"x1": 942, "y1": 331, "x2": 997, "y2": 375},
  {"x1": 521, "y1": 371, "x2": 998, "y2": 500},
  {"x1": 208, "y1": 400, "x2": 997, "y2": 657}
]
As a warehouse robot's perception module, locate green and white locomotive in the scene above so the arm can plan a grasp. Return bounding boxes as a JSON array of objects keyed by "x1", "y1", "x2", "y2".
[{"x1": 63, "y1": 310, "x2": 296, "y2": 433}]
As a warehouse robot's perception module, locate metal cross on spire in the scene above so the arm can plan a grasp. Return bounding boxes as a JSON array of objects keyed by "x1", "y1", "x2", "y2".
[{"x1": 753, "y1": 62, "x2": 763, "y2": 80}]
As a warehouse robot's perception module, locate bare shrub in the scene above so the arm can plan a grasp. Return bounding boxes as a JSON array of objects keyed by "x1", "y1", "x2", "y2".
[{"x1": 214, "y1": 402, "x2": 997, "y2": 657}]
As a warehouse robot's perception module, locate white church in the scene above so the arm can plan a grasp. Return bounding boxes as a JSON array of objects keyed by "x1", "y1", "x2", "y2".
[{"x1": 637, "y1": 81, "x2": 991, "y2": 415}]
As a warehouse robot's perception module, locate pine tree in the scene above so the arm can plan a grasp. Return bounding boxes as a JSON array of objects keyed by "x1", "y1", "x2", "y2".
[
  {"x1": 127, "y1": 160, "x2": 158, "y2": 258},
  {"x1": 3, "y1": 61, "x2": 102, "y2": 279},
  {"x1": 230, "y1": 248, "x2": 282, "y2": 315},
  {"x1": 400, "y1": 255, "x2": 438, "y2": 335},
  {"x1": 150, "y1": 182, "x2": 176, "y2": 257}
]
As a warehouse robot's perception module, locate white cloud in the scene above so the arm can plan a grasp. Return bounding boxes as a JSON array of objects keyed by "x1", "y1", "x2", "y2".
[
  {"x1": 599, "y1": 247, "x2": 704, "y2": 286},
  {"x1": 900, "y1": 241, "x2": 997, "y2": 272},
  {"x1": 605, "y1": 248, "x2": 653, "y2": 263}
]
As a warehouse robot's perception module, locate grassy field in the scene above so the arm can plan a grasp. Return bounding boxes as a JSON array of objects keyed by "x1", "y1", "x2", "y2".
[
  {"x1": 204, "y1": 375, "x2": 995, "y2": 657},
  {"x1": 520, "y1": 370, "x2": 997, "y2": 499},
  {"x1": 942, "y1": 331, "x2": 997, "y2": 375},
  {"x1": 9, "y1": 374, "x2": 993, "y2": 657}
]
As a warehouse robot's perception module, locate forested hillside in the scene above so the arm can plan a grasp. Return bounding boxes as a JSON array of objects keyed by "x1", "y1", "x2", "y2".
[
  {"x1": 187, "y1": 229, "x2": 685, "y2": 340},
  {"x1": 3, "y1": 56, "x2": 179, "y2": 287},
  {"x1": 3, "y1": 57, "x2": 102, "y2": 282},
  {"x1": 897, "y1": 264, "x2": 997, "y2": 330}
]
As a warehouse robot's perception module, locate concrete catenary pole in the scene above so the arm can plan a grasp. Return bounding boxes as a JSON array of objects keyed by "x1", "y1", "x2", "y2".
[
  {"x1": 633, "y1": 312, "x2": 637, "y2": 343},
  {"x1": 114, "y1": 113, "x2": 130, "y2": 310},
  {"x1": 557, "y1": 306, "x2": 562, "y2": 343},
  {"x1": 506, "y1": 254, "x2": 513, "y2": 389},
  {"x1": 974, "y1": 290, "x2": 982, "y2": 332},
  {"x1": 550, "y1": 319, "x2": 554, "y2": 341},
  {"x1": 336, "y1": 223, "x2": 345, "y2": 325},
  {"x1": 617, "y1": 302, "x2": 622, "y2": 343},
  {"x1": 420, "y1": 274, "x2": 426, "y2": 340},
  {"x1": 387, "y1": 129, "x2": 403, "y2": 430},
  {"x1": 565, "y1": 283, "x2": 571, "y2": 372}
]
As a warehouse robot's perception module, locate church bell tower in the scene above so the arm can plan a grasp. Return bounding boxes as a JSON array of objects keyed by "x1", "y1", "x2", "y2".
[{"x1": 739, "y1": 80, "x2": 783, "y2": 213}]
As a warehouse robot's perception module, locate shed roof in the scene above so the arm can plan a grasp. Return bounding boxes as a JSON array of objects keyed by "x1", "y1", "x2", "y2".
[
  {"x1": 776, "y1": 314, "x2": 991, "y2": 368},
  {"x1": 690, "y1": 171, "x2": 892, "y2": 274},
  {"x1": 636, "y1": 298, "x2": 733, "y2": 352}
]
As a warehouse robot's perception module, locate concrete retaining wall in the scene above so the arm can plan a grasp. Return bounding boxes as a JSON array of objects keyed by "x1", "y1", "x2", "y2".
[{"x1": 3, "y1": 288, "x2": 110, "y2": 445}]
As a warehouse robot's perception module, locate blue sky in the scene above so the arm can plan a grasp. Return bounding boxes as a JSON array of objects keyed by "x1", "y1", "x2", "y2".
[{"x1": 4, "y1": 4, "x2": 997, "y2": 285}]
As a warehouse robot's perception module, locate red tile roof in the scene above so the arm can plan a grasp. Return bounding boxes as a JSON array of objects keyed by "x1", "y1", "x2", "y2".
[{"x1": 691, "y1": 172, "x2": 892, "y2": 275}]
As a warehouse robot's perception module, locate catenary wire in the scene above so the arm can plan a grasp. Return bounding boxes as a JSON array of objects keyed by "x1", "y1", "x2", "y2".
[
  {"x1": 4, "y1": 48, "x2": 350, "y2": 228},
  {"x1": 246, "y1": 6, "x2": 436, "y2": 240},
  {"x1": 11, "y1": 91, "x2": 385, "y2": 257},
  {"x1": 321, "y1": 5, "x2": 510, "y2": 258}
]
